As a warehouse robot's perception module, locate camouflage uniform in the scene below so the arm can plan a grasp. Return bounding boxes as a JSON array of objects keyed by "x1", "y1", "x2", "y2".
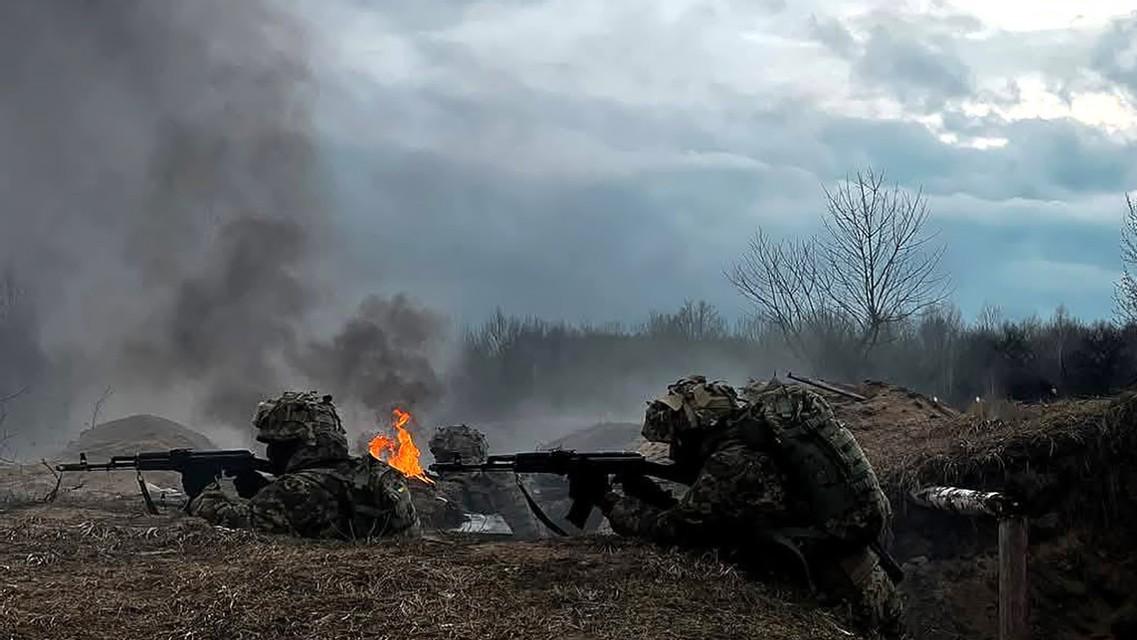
[
  {"x1": 188, "y1": 391, "x2": 420, "y2": 540},
  {"x1": 600, "y1": 376, "x2": 905, "y2": 639},
  {"x1": 428, "y1": 425, "x2": 545, "y2": 539}
]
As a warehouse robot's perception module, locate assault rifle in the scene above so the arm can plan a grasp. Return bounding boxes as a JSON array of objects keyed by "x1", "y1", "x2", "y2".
[
  {"x1": 430, "y1": 449, "x2": 906, "y2": 584},
  {"x1": 429, "y1": 450, "x2": 694, "y2": 530},
  {"x1": 53, "y1": 448, "x2": 273, "y2": 512}
]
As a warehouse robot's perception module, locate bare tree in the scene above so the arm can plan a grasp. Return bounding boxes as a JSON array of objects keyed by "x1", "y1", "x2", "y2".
[
  {"x1": 819, "y1": 169, "x2": 951, "y2": 347},
  {"x1": 975, "y1": 303, "x2": 1004, "y2": 334},
  {"x1": 0, "y1": 386, "x2": 28, "y2": 463},
  {"x1": 727, "y1": 169, "x2": 950, "y2": 369},
  {"x1": 726, "y1": 231, "x2": 851, "y2": 363},
  {"x1": 87, "y1": 386, "x2": 113, "y2": 432},
  {"x1": 646, "y1": 300, "x2": 728, "y2": 341},
  {"x1": 1115, "y1": 195, "x2": 1137, "y2": 325}
]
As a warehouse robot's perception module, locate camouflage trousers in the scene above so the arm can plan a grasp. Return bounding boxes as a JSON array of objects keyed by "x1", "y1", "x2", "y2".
[{"x1": 811, "y1": 546, "x2": 906, "y2": 640}]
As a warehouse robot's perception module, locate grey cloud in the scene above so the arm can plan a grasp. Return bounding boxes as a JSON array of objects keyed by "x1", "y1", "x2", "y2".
[
  {"x1": 284, "y1": 1, "x2": 1137, "y2": 337},
  {"x1": 1092, "y1": 12, "x2": 1137, "y2": 99},
  {"x1": 854, "y1": 26, "x2": 973, "y2": 109},
  {"x1": 807, "y1": 9, "x2": 979, "y2": 111},
  {"x1": 808, "y1": 14, "x2": 858, "y2": 57},
  {"x1": 817, "y1": 114, "x2": 1137, "y2": 200}
]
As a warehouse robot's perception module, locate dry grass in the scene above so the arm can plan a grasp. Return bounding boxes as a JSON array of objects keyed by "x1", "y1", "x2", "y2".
[
  {"x1": 872, "y1": 394, "x2": 1134, "y2": 493},
  {"x1": 0, "y1": 497, "x2": 859, "y2": 640},
  {"x1": 794, "y1": 381, "x2": 1137, "y2": 530},
  {"x1": 800, "y1": 381, "x2": 1135, "y2": 488}
]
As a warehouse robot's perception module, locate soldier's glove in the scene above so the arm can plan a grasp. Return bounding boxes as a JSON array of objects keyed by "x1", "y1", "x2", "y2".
[
  {"x1": 180, "y1": 470, "x2": 215, "y2": 502},
  {"x1": 233, "y1": 470, "x2": 271, "y2": 498},
  {"x1": 617, "y1": 474, "x2": 677, "y2": 510},
  {"x1": 598, "y1": 490, "x2": 623, "y2": 516}
]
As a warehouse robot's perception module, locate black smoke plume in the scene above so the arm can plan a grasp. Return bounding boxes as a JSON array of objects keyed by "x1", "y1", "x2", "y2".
[{"x1": 0, "y1": 2, "x2": 445, "y2": 451}]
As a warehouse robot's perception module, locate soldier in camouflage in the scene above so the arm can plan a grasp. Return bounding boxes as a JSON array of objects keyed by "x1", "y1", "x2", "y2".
[
  {"x1": 428, "y1": 425, "x2": 545, "y2": 539},
  {"x1": 186, "y1": 391, "x2": 420, "y2": 540},
  {"x1": 599, "y1": 376, "x2": 905, "y2": 640}
]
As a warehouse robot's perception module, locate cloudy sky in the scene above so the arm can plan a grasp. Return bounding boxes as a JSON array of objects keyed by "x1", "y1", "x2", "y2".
[{"x1": 297, "y1": 0, "x2": 1137, "y2": 327}]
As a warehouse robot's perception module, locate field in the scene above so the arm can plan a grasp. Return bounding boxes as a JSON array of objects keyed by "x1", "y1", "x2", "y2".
[{"x1": 0, "y1": 476, "x2": 858, "y2": 640}]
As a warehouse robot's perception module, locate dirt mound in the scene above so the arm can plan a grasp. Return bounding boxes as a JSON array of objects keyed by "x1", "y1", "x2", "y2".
[
  {"x1": 806, "y1": 380, "x2": 959, "y2": 471},
  {"x1": 59, "y1": 414, "x2": 216, "y2": 459},
  {"x1": 0, "y1": 502, "x2": 863, "y2": 640},
  {"x1": 814, "y1": 380, "x2": 1137, "y2": 640},
  {"x1": 38, "y1": 415, "x2": 219, "y2": 501},
  {"x1": 539, "y1": 421, "x2": 642, "y2": 452}
]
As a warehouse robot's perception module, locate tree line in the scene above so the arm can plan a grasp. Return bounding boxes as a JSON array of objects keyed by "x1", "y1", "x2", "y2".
[
  {"x1": 447, "y1": 300, "x2": 1137, "y2": 422},
  {"x1": 448, "y1": 170, "x2": 1137, "y2": 422}
]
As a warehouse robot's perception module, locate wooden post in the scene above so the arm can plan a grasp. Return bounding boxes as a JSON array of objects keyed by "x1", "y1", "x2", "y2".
[
  {"x1": 999, "y1": 516, "x2": 1030, "y2": 640},
  {"x1": 910, "y1": 486, "x2": 1030, "y2": 640},
  {"x1": 909, "y1": 486, "x2": 1019, "y2": 518}
]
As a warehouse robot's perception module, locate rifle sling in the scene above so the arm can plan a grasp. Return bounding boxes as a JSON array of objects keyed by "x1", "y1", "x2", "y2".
[{"x1": 514, "y1": 474, "x2": 570, "y2": 537}]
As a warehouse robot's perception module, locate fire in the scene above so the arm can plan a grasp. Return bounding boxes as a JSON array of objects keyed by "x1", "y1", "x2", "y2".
[{"x1": 368, "y1": 407, "x2": 435, "y2": 485}]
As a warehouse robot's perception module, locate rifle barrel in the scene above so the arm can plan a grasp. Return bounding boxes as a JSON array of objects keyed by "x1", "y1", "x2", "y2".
[
  {"x1": 429, "y1": 450, "x2": 694, "y2": 484},
  {"x1": 54, "y1": 449, "x2": 272, "y2": 474}
]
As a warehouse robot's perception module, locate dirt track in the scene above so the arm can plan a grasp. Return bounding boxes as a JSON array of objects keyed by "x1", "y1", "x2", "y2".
[{"x1": 0, "y1": 487, "x2": 859, "y2": 640}]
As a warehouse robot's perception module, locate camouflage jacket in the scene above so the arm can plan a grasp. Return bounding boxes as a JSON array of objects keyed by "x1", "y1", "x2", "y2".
[
  {"x1": 188, "y1": 456, "x2": 420, "y2": 540},
  {"x1": 602, "y1": 436, "x2": 798, "y2": 546}
]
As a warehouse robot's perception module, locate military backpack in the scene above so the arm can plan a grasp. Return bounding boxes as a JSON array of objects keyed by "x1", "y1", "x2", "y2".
[{"x1": 740, "y1": 381, "x2": 890, "y2": 546}]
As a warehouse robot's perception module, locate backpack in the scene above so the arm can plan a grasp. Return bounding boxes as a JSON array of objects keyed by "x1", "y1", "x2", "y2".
[
  {"x1": 740, "y1": 382, "x2": 890, "y2": 546},
  {"x1": 325, "y1": 457, "x2": 420, "y2": 539}
]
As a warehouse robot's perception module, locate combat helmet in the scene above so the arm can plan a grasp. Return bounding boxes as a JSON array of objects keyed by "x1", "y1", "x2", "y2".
[
  {"x1": 642, "y1": 375, "x2": 740, "y2": 444},
  {"x1": 254, "y1": 391, "x2": 349, "y2": 470},
  {"x1": 429, "y1": 425, "x2": 489, "y2": 464}
]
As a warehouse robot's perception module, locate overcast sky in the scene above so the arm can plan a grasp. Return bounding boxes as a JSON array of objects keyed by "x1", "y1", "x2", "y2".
[{"x1": 296, "y1": 0, "x2": 1137, "y2": 327}]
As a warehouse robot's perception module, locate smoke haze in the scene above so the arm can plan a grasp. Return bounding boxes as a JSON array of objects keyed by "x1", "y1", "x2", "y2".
[{"x1": 0, "y1": 2, "x2": 444, "y2": 453}]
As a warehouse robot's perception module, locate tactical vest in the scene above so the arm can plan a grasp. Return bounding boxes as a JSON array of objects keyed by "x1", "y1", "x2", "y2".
[{"x1": 742, "y1": 383, "x2": 890, "y2": 546}]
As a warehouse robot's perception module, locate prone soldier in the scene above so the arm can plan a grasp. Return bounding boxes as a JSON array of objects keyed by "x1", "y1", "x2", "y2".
[
  {"x1": 428, "y1": 425, "x2": 545, "y2": 539},
  {"x1": 599, "y1": 376, "x2": 906, "y2": 639},
  {"x1": 186, "y1": 391, "x2": 420, "y2": 540}
]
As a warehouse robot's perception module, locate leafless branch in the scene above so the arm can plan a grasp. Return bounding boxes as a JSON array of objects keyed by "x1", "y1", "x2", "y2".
[
  {"x1": 88, "y1": 386, "x2": 114, "y2": 431},
  {"x1": 818, "y1": 169, "x2": 951, "y2": 351},
  {"x1": 43, "y1": 459, "x2": 63, "y2": 503},
  {"x1": 0, "y1": 386, "x2": 29, "y2": 464},
  {"x1": 0, "y1": 386, "x2": 28, "y2": 405},
  {"x1": 725, "y1": 230, "x2": 848, "y2": 361},
  {"x1": 1114, "y1": 194, "x2": 1137, "y2": 325},
  {"x1": 727, "y1": 168, "x2": 951, "y2": 369}
]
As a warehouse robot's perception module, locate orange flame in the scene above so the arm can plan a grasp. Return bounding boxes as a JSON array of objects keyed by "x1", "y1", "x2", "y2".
[{"x1": 368, "y1": 407, "x2": 435, "y2": 485}]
